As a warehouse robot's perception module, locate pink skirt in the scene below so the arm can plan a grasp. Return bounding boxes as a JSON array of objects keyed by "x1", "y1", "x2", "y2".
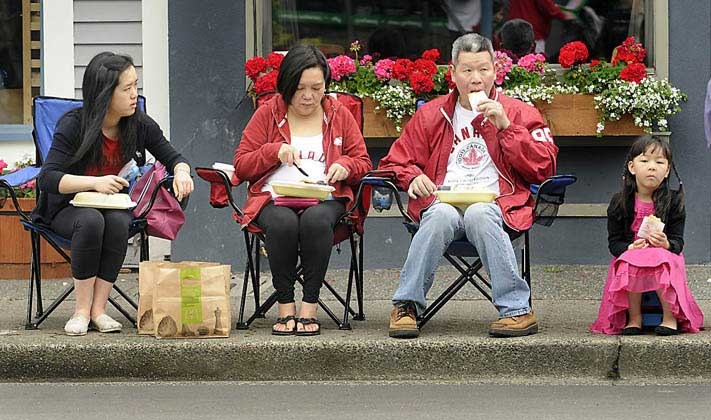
[{"x1": 589, "y1": 248, "x2": 704, "y2": 335}]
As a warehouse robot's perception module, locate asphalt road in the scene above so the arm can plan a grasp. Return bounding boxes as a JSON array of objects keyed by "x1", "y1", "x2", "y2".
[{"x1": 1, "y1": 382, "x2": 710, "y2": 419}]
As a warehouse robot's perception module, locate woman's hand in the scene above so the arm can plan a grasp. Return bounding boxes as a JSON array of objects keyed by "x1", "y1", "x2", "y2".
[
  {"x1": 94, "y1": 175, "x2": 129, "y2": 194},
  {"x1": 647, "y1": 231, "x2": 670, "y2": 249},
  {"x1": 172, "y1": 165, "x2": 193, "y2": 202},
  {"x1": 627, "y1": 238, "x2": 649, "y2": 250},
  {"x1": 278, "y1": 144, "x2": 301, "y2": 166},
  {"x1": 325, "y1": 163, "x2": 349, "y2": 184}
]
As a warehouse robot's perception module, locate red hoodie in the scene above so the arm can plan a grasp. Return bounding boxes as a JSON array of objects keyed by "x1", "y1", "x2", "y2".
[
  {"x1": 508, "y1": 0, "x2": 569, "y2": 41},
  {"x1": 233, "y1": 94, "x2": 372, "y2": 231},
  {"x1": 378, "y1": 90, "x2": 558, "y2": 232}
]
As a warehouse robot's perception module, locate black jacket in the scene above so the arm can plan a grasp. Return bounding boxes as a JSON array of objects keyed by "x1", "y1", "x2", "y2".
[
  {"x1": 32, "y1": 109, "x2": 189, "y2": 225},
  {"x1": 607, "y1": 190, "x2": 685, "y2": 258}
]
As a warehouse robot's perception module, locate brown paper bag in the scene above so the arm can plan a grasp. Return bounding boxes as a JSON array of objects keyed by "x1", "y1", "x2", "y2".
[
  {"x1": 137, "y1": 261, "x2": 222, "y2": 335},
  {"x1": 152, "y1": 262, "x2": 231, "y2": 339}
]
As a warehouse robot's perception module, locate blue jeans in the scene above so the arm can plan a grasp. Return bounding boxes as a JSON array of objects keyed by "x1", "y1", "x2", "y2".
[{"x1": 392, "y1": 202, "x2": 531, "y2": 318}]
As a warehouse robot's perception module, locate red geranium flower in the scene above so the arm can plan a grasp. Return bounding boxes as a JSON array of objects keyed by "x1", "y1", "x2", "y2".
[
  {"x1": 619, "y1": 62, "x2": 647, "y2": 84},
  {"x1": 392, "y1": 58, "x2": 413, "y2": 81},
  {"x1": 409, "y1": 72, "x2": 435, "y2": 95},
  {"x1": 244, "y1": 56, "x2": 267, "y2": 81},
  {"x1": 412, "y1": 58, "x2": 438, "y2": 76},
  {"x1": 558, "y1": 41, "x2": 589, "y2": 68},
  {"x1": 444, "y1": 67, "x2": 456, "y2": 90},
  {"x1": 254, "y1": 70, "x2": 278, "y2": 94},
  {"x1": 590, "y1": 59, "x2": 601, "y2": 67},
  {"x1": 421, "y1": 48, "x2": 441, "y2": 62},
  {"x1": 612, "y1": 36, "x2": 646, "y2": 66},
  {"x1": 266, "y1": 52, "x2": 284, "y2": 70}
]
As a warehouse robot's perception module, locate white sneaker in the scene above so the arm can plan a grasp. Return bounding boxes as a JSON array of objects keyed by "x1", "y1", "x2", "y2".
[
  {"x1": 90, "y1": 314, "x2": 122, "y2": 333},
  {"x1": 64, "y1": 314, "x2": 90, "y2": 336}
]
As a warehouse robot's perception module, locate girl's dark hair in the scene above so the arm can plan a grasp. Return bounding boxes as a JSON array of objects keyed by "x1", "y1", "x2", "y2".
[
  {"x1": 70, "y1": 52, "x2": 139, "y2": 167},
  {"x1": 615, "y1": 135, "x2": 684, "y2": 222},
  {"x1": 276, "y1": 45, "x2": 331, "y2": 105}
]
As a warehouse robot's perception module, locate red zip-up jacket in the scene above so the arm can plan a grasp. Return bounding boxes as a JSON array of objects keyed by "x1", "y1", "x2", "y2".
[
  {"x1": 508, "y1": 0, "x2": 568, "y2": 41},
  {"x1": 378, "y1": 90, "x2": 558, "y2": 232},
  {"x1": 233, "y1": 94, "x2": 372, "y2": 231}
]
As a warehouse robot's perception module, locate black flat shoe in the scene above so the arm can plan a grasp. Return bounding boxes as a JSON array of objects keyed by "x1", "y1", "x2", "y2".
[
  {"x1": 622, "y1": 326, "x2": 643, "y2": 336},
  {"x1": 295, "y1": 317, "x2": 321, "y2": 336},
  {"x1": 655, "y1": 325, "x2": 680, "y2": 336},
  {"x1": 271, "y1": 315, "x2": 296, "y2": 336}
]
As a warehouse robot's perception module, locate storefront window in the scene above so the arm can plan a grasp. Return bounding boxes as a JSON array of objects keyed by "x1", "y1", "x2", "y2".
[
  {"x1": 270, "y1": 0, "x2": 648, "y2": 66},
  {"x1": 0, "y1": 0, "x2": 24, "y2": 124}
]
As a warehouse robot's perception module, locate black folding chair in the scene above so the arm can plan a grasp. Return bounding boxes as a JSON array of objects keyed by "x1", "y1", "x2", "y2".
[
  {"x1": 0, "y1": 96, "x2": 184, "y2": 329},
  {"x1": 358, "y1": 171, "x2": 577, "y2": 329}
]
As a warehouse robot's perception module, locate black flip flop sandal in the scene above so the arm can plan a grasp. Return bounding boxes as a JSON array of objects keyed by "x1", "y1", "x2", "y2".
[
  {"x1": 271, "y1": 315, "x2": 296, "y2": 336},
  {"x1": 295, "y1": 317, "x2": 321, "y2": 336}
]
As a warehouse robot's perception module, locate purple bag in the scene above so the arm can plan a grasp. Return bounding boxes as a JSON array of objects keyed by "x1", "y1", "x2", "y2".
[{"x1": 129, "y1": 162, "x2": 185, "y2": 240}]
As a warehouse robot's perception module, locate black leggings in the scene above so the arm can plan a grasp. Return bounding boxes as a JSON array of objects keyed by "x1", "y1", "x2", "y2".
[
  {"x1": 255, "y1": 200, "x2": 346, "y2": 304},
  {"x1": 50, "y1": 206, "x2": 133, "y2": 282}
]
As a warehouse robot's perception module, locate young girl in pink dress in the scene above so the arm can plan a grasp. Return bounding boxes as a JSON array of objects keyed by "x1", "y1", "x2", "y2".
[{"x1": 590, "y1": 136, "x2": 704, "y2": 335}]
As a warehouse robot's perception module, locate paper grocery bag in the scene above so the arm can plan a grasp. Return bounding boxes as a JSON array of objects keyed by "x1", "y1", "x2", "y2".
[
  {"x1": 137, "y1": 261, "x2": 222, "y2": 335},
  {"x1": 152, "y1": 262, "x2": 231, "y2": 339}
]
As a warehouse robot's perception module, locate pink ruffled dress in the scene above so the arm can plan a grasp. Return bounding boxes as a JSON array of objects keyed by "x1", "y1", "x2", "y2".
[{"x1": 590, "y1": 197, "x2": 704, "y2": 334}]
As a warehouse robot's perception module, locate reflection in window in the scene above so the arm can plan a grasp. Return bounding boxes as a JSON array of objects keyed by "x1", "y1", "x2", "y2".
[
  {"x1": 0, "y1": 0, "x2": 23, "y2": 124},
  {"x1": 270, "y1": 0, "x2": 648, "y2": 66}
]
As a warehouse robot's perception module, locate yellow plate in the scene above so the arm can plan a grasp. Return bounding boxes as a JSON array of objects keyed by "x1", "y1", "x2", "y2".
[
  {"x1": 434, "y1": 190, "x2": 496, "y2": 209},
  {"x1": 271, "y1": 180, "x2": 335, "y2": 200}
]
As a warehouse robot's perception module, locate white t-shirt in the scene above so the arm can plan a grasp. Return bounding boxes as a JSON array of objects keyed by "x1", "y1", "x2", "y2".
[
  {"x1": 446, "y1": 0, "x2": 482, "y2": 32},
  {"x1": 262, "y1": 133, "x2": 328, "y2": 198},
  {"x1": 442, "y1": 101, "x2": 500, "y2": 195}
]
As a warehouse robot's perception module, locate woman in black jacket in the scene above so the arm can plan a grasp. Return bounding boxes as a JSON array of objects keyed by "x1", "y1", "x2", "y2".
[
  {"x1": 34, "y1": 52, "x2": 193, "y2": 336},
  {"x1": 590, "y1": 136, "x2": 703, "y2": 336}
]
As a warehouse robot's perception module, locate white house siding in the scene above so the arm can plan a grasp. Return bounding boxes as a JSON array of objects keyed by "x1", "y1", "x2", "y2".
[{"x1": 73, "y1": 0, "x2": 143, "y2": 98}]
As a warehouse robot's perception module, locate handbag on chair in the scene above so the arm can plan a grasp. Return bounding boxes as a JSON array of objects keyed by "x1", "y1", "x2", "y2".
[{"x1": 130, "y1": 162, "x2": 185, "y2": 240}]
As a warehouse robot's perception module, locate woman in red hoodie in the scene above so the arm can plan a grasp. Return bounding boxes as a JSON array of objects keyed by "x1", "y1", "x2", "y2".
[{"x1": 234, "y1": 45, "x2": 371, "y2": 336}]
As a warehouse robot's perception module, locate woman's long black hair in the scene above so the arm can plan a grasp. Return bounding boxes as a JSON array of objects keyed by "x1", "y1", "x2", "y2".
[
  {"x1": 276, "y1": 45, "x2": 331, "y2": 105},
  {"x1": 69, "y1": 52, "x2": 139, "y2": 167},
  {"x1": 615, "y1": 135, "x2": 684, "y2": 223}
]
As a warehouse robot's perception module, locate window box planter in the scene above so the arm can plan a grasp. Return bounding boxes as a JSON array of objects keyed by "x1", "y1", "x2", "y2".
[{"x1": 0, "y1": 197, "x2": 71, "y2": 279}]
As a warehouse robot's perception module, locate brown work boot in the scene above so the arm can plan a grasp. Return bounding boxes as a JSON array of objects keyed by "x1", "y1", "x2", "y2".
[
  {"x1": 389, "y1": 301, "x2": 419, "y2": 338},
  {"x1": 488, "y1": 312, "x2": 538, "y2": 337}
]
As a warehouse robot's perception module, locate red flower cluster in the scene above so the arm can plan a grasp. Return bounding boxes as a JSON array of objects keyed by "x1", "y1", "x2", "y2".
[
  {"x1": 612, "y1": 36, "x2": 646, "y2": 66},
  {"x1": 266, "y1": 52, "x2": 284, "y2": 70},
  {"x1": 619, "y1": 62, "x2": 647, "y2": 84},
  {"x1": 421, "y1": 48, "x2": 440, "y2": 62},
  {"x1": 558, "y1": 41, "x2": 589, "y2": 68},
  {"x1": 244, "y1": 56, "x2": 267, "y2": 81},
  {"x1": 409, "y1": 72, "x2": 435, "y2": 95},
  {"x1": 444, "y1": 67, "x2": 456, "y2": 90},
  {"x1": 392, "y1": 59, "x2": 412, "y2": 81},
  {"x1": 254, "y1": 69, "x2": 278, "y2": 94}
]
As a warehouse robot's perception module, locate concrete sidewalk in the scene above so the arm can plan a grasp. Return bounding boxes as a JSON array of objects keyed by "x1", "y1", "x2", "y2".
[{"x1": 1, "y1": 265, "x2": 711, "y2": 383}]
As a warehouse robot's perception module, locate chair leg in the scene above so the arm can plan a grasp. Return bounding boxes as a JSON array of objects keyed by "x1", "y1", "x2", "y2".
[
  {"x1": 31, "y1": 284, "x2": 74, "y2": 328},
  {"x1": 339, "y1": 235, "x2": 360, "y2": 331},
  {"x1": 237, "y1": 231, "x2": 257, "y2": 330},
  {"x1": 524, "y1": 231, "x2": 532, "y2": 308},
  {"x1": 354, "y1": 233, "x2": 365, "y2": 321},
  {"x1": 140, "y1": 231, "x2": 149, "y2": 262},
  {"x1": 112, "y1": 283, "x2": 138, "y2": 310},
  {"x1": 253, "y1": 237, "x2": 262, "y2": 317},
  {"x1": 108, "y1": 295, "x2": 136, "y2": 326},
  {"x1": 34, "y1": 233, "x2": 44, "y2": 316},
  {"x1": 25, "y1": 232, "x2": 38, "y2": 330}
]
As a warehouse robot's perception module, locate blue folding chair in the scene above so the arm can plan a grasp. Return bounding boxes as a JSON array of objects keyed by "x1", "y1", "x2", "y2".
[
  {"x1": 357, "y1": 171, "x2": 577, "y2": 329},
  {"x1": 0, "y1": 96, "x2": 178, "y2": 329}
]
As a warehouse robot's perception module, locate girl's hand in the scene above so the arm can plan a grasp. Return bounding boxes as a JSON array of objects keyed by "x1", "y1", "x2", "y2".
[
  {"x1": 325, "y1": 163, "x2": 349, "y2": 184},
  {"x1": 647, "y1": 231, "x2": 670, "y2": 249},
  {"x1": 628, "y1": 238, "x2": 648, "y2": 250},
  {"x1": 172, "y1": 167, "x2": 194, "y2": 202},
  {"x1": 278, "y1": 144, "x2": 300, "y2": 166},
  {"x1": 94, "y1": 175, "x2": 129, "y2": 194}
]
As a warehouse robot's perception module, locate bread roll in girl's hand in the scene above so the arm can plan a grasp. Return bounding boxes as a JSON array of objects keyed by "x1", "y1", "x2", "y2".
[{"x1": 637, "y1": 214, "x2": 665, "y2": 239}]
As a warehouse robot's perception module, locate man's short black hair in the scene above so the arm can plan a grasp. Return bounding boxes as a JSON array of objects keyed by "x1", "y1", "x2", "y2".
[
  {"x1": 499, "y1": 19, "x2": 535, "y2": 58},
  {"x1": 276, "y1": 45, "x2": 331, "y2": 105}
]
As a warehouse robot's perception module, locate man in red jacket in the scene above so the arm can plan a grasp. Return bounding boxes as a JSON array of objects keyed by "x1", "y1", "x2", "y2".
[{"x1": 379, "y1": 33, "x2": 558, "y2": 338}]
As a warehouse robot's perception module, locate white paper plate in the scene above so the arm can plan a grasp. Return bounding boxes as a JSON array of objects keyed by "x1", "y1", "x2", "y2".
[
  {"x1": 70, "y1": 200, "x2": 137, "y2": 210},
  {"x1": 271, "y1": 180, "x2": 335, "y2": 200}
]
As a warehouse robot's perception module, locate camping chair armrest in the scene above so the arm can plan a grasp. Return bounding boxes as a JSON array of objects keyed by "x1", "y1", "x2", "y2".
[
  {"x1": 0, "y1": 179, "x2": 32, "y2": 223},
  {"x1": 531, "y1": 174, "x2": 577, "y2": 226},
  {"x1": 195, "y1": 167, "x2": 246, "y2": 218},
  {"x1": 354, "y1": 170, "x2": 414, "y2": 224}
]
